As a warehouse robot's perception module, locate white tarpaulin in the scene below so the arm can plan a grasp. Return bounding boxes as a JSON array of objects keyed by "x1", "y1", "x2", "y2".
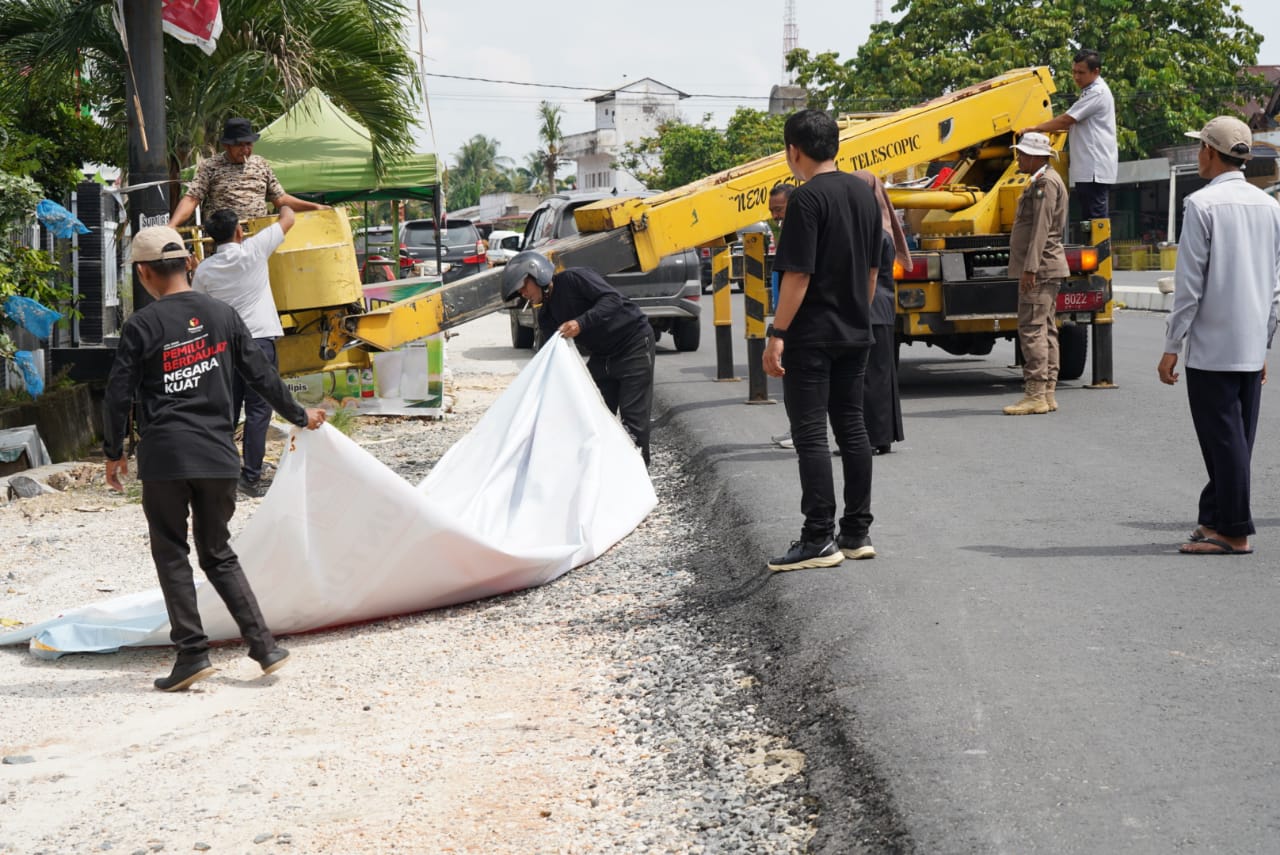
[{"x1": 1, "y1": 335, "x2": 656, "y2": 658}]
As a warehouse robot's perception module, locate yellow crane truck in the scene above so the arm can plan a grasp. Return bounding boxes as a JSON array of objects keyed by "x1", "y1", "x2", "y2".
[{"x1": 252, "y1": 66, "x2": 1113, "y2": 387}]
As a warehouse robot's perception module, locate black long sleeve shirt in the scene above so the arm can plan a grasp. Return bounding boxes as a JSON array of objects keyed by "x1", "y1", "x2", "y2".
[
  {"x1": 535, "y1": 267, "x2": 649, "y2": 357},
  {"x1": 103, "y1": 290, "x2": 307, "y2": 481}
]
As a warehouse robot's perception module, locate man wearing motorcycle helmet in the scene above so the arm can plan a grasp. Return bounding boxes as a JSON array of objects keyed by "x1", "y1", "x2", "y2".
[{"x1": 503, "y1": 251, "x2": 656, "y2": 466}]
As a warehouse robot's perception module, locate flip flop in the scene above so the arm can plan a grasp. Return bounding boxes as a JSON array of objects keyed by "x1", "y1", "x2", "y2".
[
  {"x1": 1179, "y1": 536, "x2": 1253, "y2": 555},
  {"x1": 1188, "y1": 526, "x2": 1208, "y2": 542}
]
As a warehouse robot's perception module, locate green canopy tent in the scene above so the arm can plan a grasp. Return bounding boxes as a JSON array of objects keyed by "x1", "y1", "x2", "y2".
[{"x1": 253, "y1": 88, "x2": 439, "y2": 204}]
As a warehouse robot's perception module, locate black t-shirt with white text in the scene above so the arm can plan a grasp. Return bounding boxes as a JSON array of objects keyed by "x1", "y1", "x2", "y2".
[
  {"x1": 103, "y1": 290, "x2": 307, "y2": 480},
  {"x1": 772, "y1": 170, "x2": 881, "y2": 349}
]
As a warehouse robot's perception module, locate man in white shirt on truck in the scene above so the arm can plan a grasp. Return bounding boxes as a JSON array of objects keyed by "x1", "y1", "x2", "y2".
[
  {"x1": 1158, "y1": 116, "x2": 1280, "y2": 556},
  {"x1": 1021, "y1": 49, "x2": 1118, "y2": 220},
  {"x1": 192, "y1": 205, "x2": 295, "y2": 498}
]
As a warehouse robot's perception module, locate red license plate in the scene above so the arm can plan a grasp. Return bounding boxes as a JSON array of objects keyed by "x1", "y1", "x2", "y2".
[{"x1": 1057, "y1": 290, "x2": 1105, "y2": 312}]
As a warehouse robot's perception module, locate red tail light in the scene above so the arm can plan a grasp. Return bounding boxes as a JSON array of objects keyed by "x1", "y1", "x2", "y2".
[
  {"x1": 476, "y1": 239, "x2": 486, "y2": 256},
  {"x1": 1065, "y1": 247, "x2": 1099, "y2": 273},
  {"x1": 461, "y1": 255, "x2": 486, "y2": 265},
  {"x1": 893, "y1": 254, "x2": 942, "y2": 281},
  {"x1": 894, "y1": 257, "x2": 930, "y2": 281},
  {"x1": 700, "y1": 247, "x2": 712, "y2": 258}
]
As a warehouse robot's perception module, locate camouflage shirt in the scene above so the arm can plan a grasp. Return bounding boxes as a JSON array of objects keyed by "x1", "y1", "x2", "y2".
[{"x1": 184, "y1": 153, "x2": 285, "y2": 220}]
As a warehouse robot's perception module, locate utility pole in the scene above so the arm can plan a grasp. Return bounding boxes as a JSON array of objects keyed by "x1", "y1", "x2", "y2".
[{"x1": 122, "y1": 0, "x2": 169, "y2": 311}]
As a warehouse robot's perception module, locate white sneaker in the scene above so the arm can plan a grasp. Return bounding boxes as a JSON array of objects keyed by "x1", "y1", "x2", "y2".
[{"x1": 771, "y1": 432, "x2": 794, "y2": 449}]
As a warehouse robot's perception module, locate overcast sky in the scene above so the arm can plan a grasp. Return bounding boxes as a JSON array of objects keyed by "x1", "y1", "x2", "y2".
[{"x1": 411, "y1": 0, "x2": 1280, "y2": 173}]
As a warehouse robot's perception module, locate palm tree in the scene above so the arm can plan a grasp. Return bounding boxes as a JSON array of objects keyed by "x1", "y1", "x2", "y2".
[
  {"x1": 536, "y1": 101, "x2": 564, "y2": 192},
  {"x1": 0, "y1": 0, "x2": 421, "y2": 185},
  {"x1": 447, "y1": 134, "x2": 513, "y2": 209},
  {"x1": 518, "y1": 151, "x2": 550, "y2": 194}
]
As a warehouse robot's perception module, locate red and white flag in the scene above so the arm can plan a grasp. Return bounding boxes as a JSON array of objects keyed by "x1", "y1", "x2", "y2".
[{"x1": 161, "y1": 0, "x2": 223, "y2": 55}]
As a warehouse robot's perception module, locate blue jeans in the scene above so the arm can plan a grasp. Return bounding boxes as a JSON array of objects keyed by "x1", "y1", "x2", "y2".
[
  {"x1": 782, "y1": 345, "x2": 873, "y2": 542},
  {"x1": 232, "y1": 338, "x2": 277, "y2": 482}
]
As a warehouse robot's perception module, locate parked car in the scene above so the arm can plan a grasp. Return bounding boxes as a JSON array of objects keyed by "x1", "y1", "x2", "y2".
[
  {"x1": 402, "y1": 218, "x2": 489, "y2": 283},
  {"x1": 509, "y1": 191, "x2": 702, "y2": 352},
  {"x1": 485, "y1": 230, "x2": 523, "y2": 266},
  {"x1": 354, "y1": 226, "x2": 418, "y2": 282},
  {"x1": 698, "y1": 220, "x2": 777, "y2": 293}
]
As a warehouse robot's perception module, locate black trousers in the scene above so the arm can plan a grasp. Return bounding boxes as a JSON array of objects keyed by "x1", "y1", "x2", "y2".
[
  {"x1": 1074, "y1": 181, "x2": 1111, "y2": 220},
  {"x1": 141, "y1": 478, "x2": 277, "y2": 662},
  {"x1": 587, "y1": 326, "x2": 656, "y2": 466},
  {"x1": 232, "y1": 337, "x2": 277, "y2": 482},
  {"x1": 865, "y1": 325, "x2": 904, "y2": 448},
  {"x1": 782, "y1": 345, "x2": 873, "y2": 542},
  {"x1": 1186, "y1": 367, "x2": 1263, "y2": 538}
]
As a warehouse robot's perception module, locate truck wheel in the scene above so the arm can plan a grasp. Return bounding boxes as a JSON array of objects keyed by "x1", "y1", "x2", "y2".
[
  {"x1": 673, "y1": 318, "x2": 701, "y2": 352},
  {"x1": 1058, "y1": 324, "x2": 1088, "y2": 381},
  {"x1": 510, "y1": 311, "x2": 534, "y2": 349}
]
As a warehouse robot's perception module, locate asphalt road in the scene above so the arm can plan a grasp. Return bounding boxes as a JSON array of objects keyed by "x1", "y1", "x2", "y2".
[
  {"x1": 448, "y1": 304, "x2": 1280, "y2": 852},
  {"x1": 649, "y1": 306, "x2": 1280, "y2": 854}
]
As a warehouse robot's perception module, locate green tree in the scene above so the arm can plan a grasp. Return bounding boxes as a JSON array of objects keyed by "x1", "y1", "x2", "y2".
[
  {"x1": 515, "y1": 151, "x2": 550, "y2": 194},
  {"x1": 723, "y1": 108, "x2": 788, "y2": 164},
  {"x1": 618, "y1": 108, "x2": 786, "y2": 191},
  {"x1": 0, "y1": 93, "x2": 113, "y2": 198},
  {"x1": 447, "y1": 134, "x2": 512, "y2": 210},
  {"x1": 787, "y1": 0, "x2": 1266, "y2": 159},
  {"x1": 0, "y1": 0, "x2": 421, "y2": 186},
  {"x1": 536, "y1": 101, "x2": 564, "y2": 191},
  {"x1": 0, "y1": 170, "x2": 70, "y2": 332}
]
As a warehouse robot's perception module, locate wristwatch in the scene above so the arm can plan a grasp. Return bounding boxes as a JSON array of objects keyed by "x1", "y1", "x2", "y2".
[{"x1": 766, "y1": 324, "x2": 787, "y2": 341}]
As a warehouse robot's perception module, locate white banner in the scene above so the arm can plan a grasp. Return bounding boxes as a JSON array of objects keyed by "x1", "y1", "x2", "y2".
[{"x1": 2, "y1": 335, "x2": 656, "y2": 657}]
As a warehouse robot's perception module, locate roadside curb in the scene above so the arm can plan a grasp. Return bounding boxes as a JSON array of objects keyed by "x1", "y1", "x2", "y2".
[
  {"x1": 1114, "y1": 285, "x2": 1174, "y2": 313},
  {"x1": 654, "y1": 397, "x2": 913, "y2": 854}
]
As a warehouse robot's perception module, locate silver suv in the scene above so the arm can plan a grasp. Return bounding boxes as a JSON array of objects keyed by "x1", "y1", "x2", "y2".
[{"x1": 510, "y1": 192, "x2": 702, "y2": 351}]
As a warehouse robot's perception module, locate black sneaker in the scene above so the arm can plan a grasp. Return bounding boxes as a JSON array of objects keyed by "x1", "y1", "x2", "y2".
[
  {"x1": 837, "y1": 534, "x2": 877, "y2": 560},
  {"x1": 154, "y1": 657, "x2": 216, "y2": 692},
  {"x1": 259, "y1": 647, "x2": 290, "y2": 675},
  {"x1": 237, "y1": 475, "x2": 267, "y2": 499},
  {"x1": 767, "y1": 538, "x2": 844, "y2": 572}
]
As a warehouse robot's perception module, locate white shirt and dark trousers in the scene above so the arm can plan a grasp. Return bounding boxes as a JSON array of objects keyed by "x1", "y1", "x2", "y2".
[
  {"x1": 191, "y1": 223, "x2": 287, "y2": 486},
  {"x1": 1066, "y1": 76, "x2": 1118, "y2": 220},
  {"x1": 1165, "y1": 171, "x2": 1280, "y2": 539}
]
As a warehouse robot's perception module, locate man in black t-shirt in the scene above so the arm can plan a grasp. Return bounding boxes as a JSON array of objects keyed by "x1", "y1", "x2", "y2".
[
  {"x1": 501, "y1": 252, "x2": 656, "y2": 466},
  {"x1": 103, "y1": 226, "x2": 326, "y2": 692},
  {"x1": 763, "y1": 109, "x2": 882, "y2": 572}
]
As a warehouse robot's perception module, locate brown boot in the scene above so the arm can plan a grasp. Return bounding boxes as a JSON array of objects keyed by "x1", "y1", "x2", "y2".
[
  {"x1": 1045, "y1": 382, "x2": 1058, "y2": 412},
  {"x1": 1003, "y1": 382, "x2": 1050, "y2": 415}
]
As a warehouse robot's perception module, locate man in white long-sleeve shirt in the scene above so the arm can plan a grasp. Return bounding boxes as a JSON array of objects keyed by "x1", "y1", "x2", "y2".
[
  {"x1": 1158, "y1": 116, "x2": 1280, "y2": 556},
  {"x1": 192, "y1": 205, "x2": 295, "y2": 498}
]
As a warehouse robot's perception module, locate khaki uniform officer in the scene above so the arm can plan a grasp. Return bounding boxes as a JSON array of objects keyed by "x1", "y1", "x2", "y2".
[{"x1": 1004, "y1": 132, "x2": 1070, "y2": 416}]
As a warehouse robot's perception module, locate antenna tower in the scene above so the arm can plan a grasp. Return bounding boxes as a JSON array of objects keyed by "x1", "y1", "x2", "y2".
[
  {"x1": 874, "y1": 0, "x2": 884, "y2": 23},
  {"x1": 782, "y1": 0, "x2": 799, "y2": 84}
]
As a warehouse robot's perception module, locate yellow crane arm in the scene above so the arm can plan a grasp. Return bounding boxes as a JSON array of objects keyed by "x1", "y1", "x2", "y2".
[
  {"x1": 574, "y1": 67, "x2": 1057, "y2": 271},
  {"x1": 318, "y1": 67, "x2": 1057, "y2": 367}
]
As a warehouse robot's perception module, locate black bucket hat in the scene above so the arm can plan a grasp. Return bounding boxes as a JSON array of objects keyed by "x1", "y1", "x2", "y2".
[{"x1": 220, "y1": 117, "x2": 261, "y2": 144}]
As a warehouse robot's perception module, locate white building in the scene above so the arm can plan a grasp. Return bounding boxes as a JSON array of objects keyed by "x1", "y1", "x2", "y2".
[{"x1": 561, "y1": 78, "x2": 689, "y2": 195}]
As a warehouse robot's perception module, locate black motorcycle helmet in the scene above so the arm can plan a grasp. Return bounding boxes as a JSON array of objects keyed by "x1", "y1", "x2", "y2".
[{"x1": 501, "y1": 251, "x2": 555, "y2": 301}]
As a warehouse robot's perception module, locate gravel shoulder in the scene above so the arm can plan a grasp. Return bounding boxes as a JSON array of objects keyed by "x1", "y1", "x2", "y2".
[{"x1": 0, "y1": 371, "x2": 815, "y2": 854}]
